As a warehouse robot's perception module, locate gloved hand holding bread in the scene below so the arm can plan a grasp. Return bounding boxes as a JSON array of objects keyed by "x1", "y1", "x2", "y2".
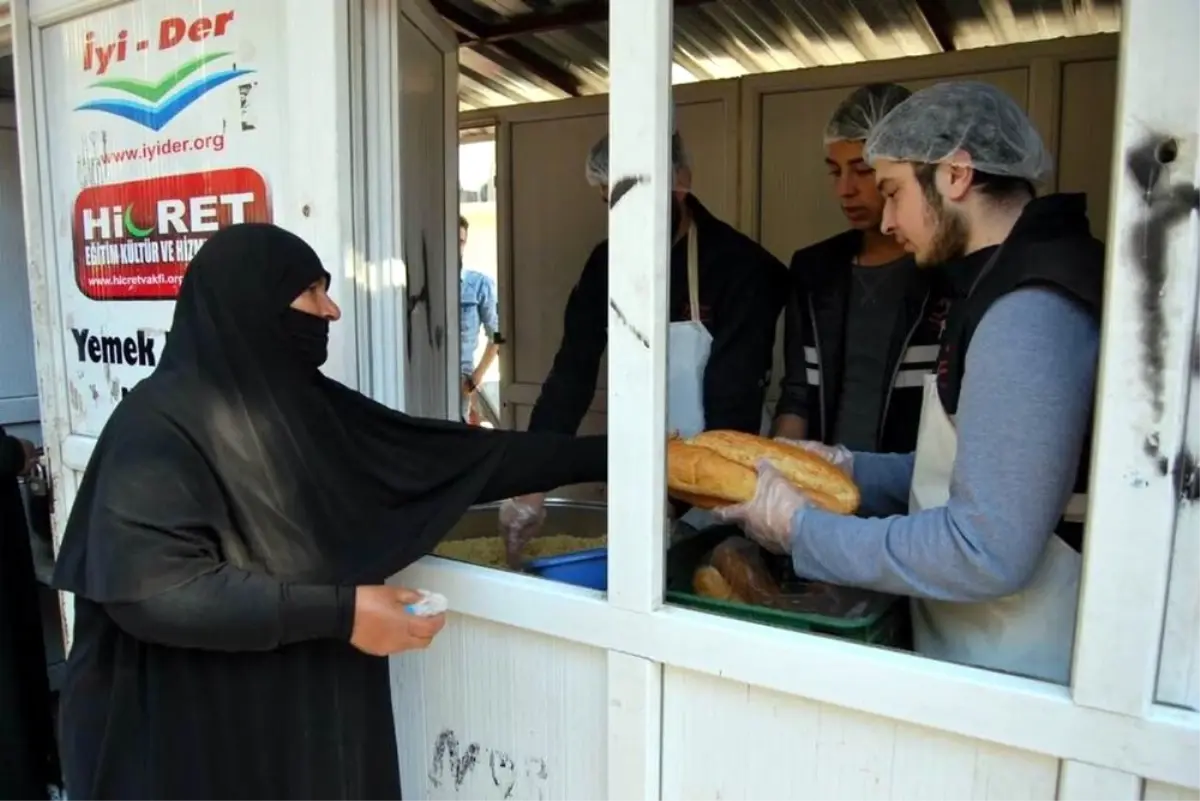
[
  {"x1": 772, "y1": 438, "x2": 855, "y2": 477},
  {"x1": 666, "y1": 431, "x2": 860, "y2": 553}
]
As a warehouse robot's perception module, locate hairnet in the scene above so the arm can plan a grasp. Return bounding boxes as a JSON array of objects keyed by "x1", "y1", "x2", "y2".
[
  {"x1": 824, "y1": 83, "x2": 912, "y2": 144},
  {"x1": 864, "y1": 80, "x2": 1053, "y2": 181},
  {"x1": 585, "y1": 130, "x2": 690, "y2": 187}
]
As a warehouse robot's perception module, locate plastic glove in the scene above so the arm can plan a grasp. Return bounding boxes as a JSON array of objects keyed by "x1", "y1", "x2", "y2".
[
  {"x1": 773, "y1": 438, "x2": 854, "y2": 477},
  {"x1": 712, "y1": 460, "x2": 811, "y2": 555},
  {"x1": 499, "y1": 493, "x2": 546, "y2": 568}
]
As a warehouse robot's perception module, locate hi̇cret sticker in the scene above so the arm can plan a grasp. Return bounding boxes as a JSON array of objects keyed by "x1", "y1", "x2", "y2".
[{"x1": 72, "y1": 167, "x2": 271, "y2": 301}]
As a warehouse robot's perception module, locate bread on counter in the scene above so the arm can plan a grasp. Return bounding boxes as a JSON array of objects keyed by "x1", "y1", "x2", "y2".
[
  {"x1": 706, "y1": 536, "x2": 781, "y2": 604},
  {"x1": 667, "y1": 430, "x2": 860, "y2": 515},
  {"x1": 692, "y1": 565, "x2": 745, "y2": 602},
  {"x1": 690, "y1": 536, "x2": 854, "y2": 618}
]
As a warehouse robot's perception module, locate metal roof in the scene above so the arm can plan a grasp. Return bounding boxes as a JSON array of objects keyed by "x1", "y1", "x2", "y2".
[
  {"x1": 0, "y1": 1, "x2": 1122, "y2": 108},
  {"x1": 434, "y1": 0, "x2": 1122, "y2": 111}
]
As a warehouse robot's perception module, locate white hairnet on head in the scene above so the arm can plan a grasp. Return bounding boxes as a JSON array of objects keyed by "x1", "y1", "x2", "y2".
[
  {"x1": 864, "y1": 80, "x2": 1053, "y2": 181},
  {"x1": 824, "y1": 83, "x2": 912, "y2": 144},
  {"x1": 585, "y1": 130, "x2": 690, "y2": 187}
]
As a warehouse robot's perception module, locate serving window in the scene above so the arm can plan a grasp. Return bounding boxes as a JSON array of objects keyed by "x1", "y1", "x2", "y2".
[{"x1": 429, "y1": 31, "x2": 1200, "y2": 700}]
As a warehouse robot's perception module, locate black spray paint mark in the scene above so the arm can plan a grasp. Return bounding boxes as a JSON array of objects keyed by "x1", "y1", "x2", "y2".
[
  {"x1": 404, "y1": 232, "x2": 436, "y2": 362},
  {"x1": 430, "y1": 732, "x2": 548, "y2": 797},
  {"x1": 526, "y1": 756, "x2": 548, "y2": 780},
  {"x1": 607, "y1": 172, "x2": 671, "y2": 350},
  {"x1": 1174, "y1": 448, "x2": 1199, "y2": 502},
  {"x1": 1144, "y1": 432, "x2": 1170, "y2": 476},
  {"x1": 428, "y1": 729, "x2": 451, "y2": 787},
  {"x1": 609, "y1": 174, "x2": 648, "y2": 209},
  {"x1": 1125, "y1": 135, "x2": 1200, "y2": 419},
  {"x1": 421, "y1": 233, "x2": 434, "y2": 347},
  {"x1": 609, "y1": 299, "x2": 650, "y2": 349},
  {"x1": 428, "y1": 729, "x2": 481, "y2": 790},
  {"x1": 453, "y1": 743, "x2": 480, "y2": 788},
  {"x1": 490, "y1": 750, "x2": 516, "y2": 799}
]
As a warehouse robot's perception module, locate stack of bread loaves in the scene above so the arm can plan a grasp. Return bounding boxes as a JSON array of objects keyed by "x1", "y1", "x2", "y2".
[{"x1": 666, "y1": 430, "x2": 860, "y2": 515}]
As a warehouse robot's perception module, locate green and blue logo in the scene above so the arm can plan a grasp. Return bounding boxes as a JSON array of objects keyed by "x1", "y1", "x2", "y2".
[{"x1": 76, "y1": 52, "x2": 253, "y2": 132}]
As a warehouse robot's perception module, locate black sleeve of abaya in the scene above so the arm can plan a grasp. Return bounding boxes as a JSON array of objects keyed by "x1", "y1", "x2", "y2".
[
  {"x1": 105, "y1": 566, "x2": 356, "y2": 652},
  {"x1": 474, "y1": 433, "x2": 607, "y2": 503},
  {"x1": 0, "y1": 429, "x2": 26, "y2": 479}
]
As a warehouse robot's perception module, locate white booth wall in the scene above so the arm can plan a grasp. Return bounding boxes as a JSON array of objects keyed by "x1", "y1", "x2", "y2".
[
  {"x1": 10, "y1": 0, "x2": 1197, "y2": 798},
  {"x1": 395, "y1": 27, "x2": 1199, "y2": 801}
]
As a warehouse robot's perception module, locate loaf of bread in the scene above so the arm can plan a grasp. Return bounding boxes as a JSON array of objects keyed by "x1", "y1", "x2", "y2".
[
  {"x1": 693, "y1": 537, "x2": 850, "y2": 616},
  {"x1": 708, "y1": 537, "x2": 780, "y2": 605},
  {"x1": 692, "y1": 565, "x2": 745, "y2": 602},
  {"x1": 666, "y1": 439, "x2": 758, "y2": 505},
  {"x1": 668, "y1": 489, "x2": 728, "y2": 510},
  {"x1": 667, "y1": 430, "x2": 859, "y2": 514}
]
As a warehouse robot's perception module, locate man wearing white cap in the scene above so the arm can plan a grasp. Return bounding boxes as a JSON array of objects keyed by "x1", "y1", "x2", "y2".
[{"x1": 501, "y1": 131, "x2": 788, "y2": 553}]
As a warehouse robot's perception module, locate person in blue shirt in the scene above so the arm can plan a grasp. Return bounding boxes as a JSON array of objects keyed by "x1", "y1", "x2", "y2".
[{"x1": 458, "y1": 216, "x2": 501, "y2": 423}]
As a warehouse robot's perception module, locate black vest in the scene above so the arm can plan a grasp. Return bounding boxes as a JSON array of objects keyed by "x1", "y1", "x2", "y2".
[{"x1": 935, "y1": 194, "x2": 1105, "y2": 550}]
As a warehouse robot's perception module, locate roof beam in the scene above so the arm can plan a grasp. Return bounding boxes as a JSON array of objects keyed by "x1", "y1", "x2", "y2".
[
  {"x1": 470, "y1": 0, "x2": 608, "y2": 44},
  {"x1": 912, "y1": 0, "x2": 957, "y2": 51},
  {"x1": 462, "y1": 0, "x2": 717, "y2": 46},
  {"x1": 430, "y1": 0, "x2": 583, "y2": 97}
]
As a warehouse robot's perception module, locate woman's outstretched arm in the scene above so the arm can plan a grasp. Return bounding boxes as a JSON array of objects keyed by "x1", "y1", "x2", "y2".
[{"x1": 475, "y1": 433, "x2": 606, "y2": 503}]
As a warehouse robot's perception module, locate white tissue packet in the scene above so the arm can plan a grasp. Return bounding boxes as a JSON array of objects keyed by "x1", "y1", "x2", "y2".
[{"x1": 405, "y1": 589, "x2": 449, "y2": 617}]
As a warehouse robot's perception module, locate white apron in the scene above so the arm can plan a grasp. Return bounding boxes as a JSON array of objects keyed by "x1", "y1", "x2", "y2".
[
  {"x1": 670, "y1": 224, "x2": 715, "y2": 531},
  {"x1": 666, "y1": 222, "x2": 711, "y2": 440},
  {"x1": 908, "y1": 374, "x2": 1084, "y2": 684},
  {"x1": 667, "y1": 223, "x2": 773, "y2": 530}
]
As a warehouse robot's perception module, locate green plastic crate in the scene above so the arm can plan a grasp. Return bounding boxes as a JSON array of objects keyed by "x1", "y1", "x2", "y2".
[{"x1": 665, "y1": 527, "x2": 908, "y2": 647}]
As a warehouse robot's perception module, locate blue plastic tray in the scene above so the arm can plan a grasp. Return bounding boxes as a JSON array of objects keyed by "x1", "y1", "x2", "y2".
[{"x1": 525, "y1": 547, "x2": 607, "y2": 590}]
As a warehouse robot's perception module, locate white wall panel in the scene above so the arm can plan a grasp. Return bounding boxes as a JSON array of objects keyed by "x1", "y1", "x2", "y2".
[
  {"x1": 662, "y1": 666, "x2": 1060, "y2": 801},
  {"x1": 391, "y1": 613, "x2": 608, "y2": 801},
  {"x1": 1145, "y1": 781, "x2": 1200, "y2": 801}
]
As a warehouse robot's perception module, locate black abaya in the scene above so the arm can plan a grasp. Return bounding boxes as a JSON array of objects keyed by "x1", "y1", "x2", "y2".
[
  {"x1": 0, "y1": 428, "x2": 56, "y2": 800},
  {"x1": 52, "y1": 224, "x2": 607, "y2": 800}
]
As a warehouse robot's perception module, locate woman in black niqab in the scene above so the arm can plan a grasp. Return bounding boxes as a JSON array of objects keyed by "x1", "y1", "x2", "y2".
[{"x1": 52, "y1": 223, "x2": 606, "y2": 800}]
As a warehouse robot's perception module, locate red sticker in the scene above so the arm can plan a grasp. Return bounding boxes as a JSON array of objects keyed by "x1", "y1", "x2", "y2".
[{"x1": 72, "y1": 167, "x2": 271, "y2": 301}]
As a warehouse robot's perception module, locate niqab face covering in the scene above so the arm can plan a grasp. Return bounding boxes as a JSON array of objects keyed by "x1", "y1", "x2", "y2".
[{"x1": 281, "y1": 308, "x2": 330, "y2": 371}]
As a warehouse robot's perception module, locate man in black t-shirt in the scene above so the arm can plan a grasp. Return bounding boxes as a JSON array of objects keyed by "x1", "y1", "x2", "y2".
[{"x1": 774, "y1": 83, "x2": 950, "y2": 455}]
